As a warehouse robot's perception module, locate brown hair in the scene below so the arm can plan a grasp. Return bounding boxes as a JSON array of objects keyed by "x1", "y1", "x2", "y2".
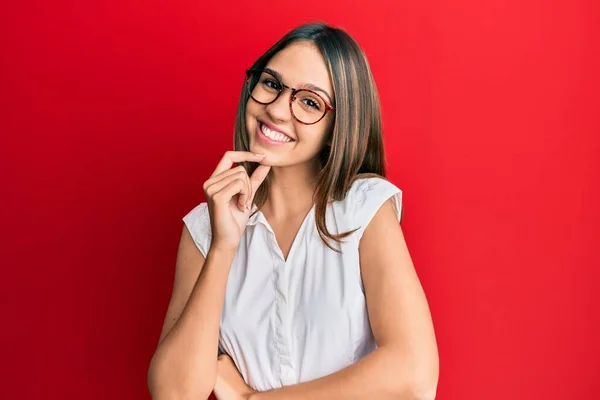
[{"x1": 234, "y1": 22, "x2": 388, "y2": 251}]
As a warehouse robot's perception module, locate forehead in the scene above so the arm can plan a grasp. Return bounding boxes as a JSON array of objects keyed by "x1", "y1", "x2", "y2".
[{"x1": 265, "y1": 41, "x2": 334, "y2": 99}]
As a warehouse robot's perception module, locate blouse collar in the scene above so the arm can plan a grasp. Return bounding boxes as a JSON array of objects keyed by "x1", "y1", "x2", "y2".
[{"x1": 246, "y1": 204, "x2": 271, "y2": 229}]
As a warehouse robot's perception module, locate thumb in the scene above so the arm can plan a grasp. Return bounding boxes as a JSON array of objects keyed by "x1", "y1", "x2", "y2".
[{"x1": 248, "y1": 165, "x2": 271, "y2": 204}]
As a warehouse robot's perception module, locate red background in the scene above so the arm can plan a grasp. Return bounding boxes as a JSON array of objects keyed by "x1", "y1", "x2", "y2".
[{"x1": 1, "y1": 1, "x2": 598, "y2": 399}]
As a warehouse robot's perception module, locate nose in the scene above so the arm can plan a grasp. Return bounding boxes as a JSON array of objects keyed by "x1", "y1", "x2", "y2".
[{"x1": 265, "y1": 89, "x2": 293, "y2": 123}]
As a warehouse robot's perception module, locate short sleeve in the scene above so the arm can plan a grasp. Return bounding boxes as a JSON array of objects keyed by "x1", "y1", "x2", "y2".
[
  {"x1": 348, "y1": 177, "x2": 403, "y2": 240},
  {"x1": 182, "y1": 202, "x2": 212, "y2": 257}
]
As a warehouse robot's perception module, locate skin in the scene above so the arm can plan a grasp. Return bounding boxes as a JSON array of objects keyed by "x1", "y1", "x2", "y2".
[{"x1": 148, "y1": 41, "x2": 439, "y2": 400}]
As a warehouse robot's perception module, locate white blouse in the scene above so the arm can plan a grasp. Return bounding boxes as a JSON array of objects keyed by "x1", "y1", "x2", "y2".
[{"x1": 182, "y1": 176, "x2": 403, "y2": 391}]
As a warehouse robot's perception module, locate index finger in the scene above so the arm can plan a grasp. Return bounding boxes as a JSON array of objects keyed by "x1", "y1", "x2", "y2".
[
  {"x1": 210, "y1": 151, "x2": 266, "y2": 177},
  {"x1": 248, "y1": 165, "x2": 272, "y2": 203}
]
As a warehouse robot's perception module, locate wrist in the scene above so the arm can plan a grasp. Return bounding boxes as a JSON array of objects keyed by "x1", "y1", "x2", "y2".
[
  {"x1": 246, "y1": 392, "x2": 261, "y2": 400},
  {"x1": 207, "y1": 245, "x2": 238, "y2": 261}
]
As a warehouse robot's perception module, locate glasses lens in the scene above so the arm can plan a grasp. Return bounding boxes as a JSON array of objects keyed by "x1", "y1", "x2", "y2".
[
  {"x1": 247, "y1": 70, "x2": 281, "y2": 104},
  {"x1": 291, "y1": 90, "x2": 327, "y2": 124}
]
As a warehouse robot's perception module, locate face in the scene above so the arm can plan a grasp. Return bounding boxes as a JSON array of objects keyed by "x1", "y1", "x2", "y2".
[{"x1": 245, "y1": 41, "x2": 335, "y2": 167}]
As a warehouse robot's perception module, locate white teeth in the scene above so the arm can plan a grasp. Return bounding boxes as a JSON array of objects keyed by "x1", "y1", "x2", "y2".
[{"x1": 261, "y1": 123, "x2": 292, "y2": 143}]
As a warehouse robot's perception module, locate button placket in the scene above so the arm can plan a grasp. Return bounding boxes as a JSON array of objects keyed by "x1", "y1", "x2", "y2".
[{"x1": 270, "y1": 234, "x2": 295, "y2": 385}]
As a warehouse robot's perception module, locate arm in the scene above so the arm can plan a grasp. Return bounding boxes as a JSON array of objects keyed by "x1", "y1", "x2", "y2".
[
  {"x1": 147, "y1": 225, "x2": 236, "y2": 400},
  {"x1": 148, "y1": 151, "x2": 271, "y2": 400},
  {"x1": 249, "y1": 199, "x2": 439, "y2": 400}
]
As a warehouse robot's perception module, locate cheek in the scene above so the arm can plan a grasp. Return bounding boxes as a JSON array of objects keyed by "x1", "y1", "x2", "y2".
[
  {"x1": 245, "y1": 101, "x2": 253, "y2": 121},
  {"x1": 245, "y1": 103, "x2": 258, "y2": 130},
  {"x1": 297, "y1": 125, "x2": 331, "y2": 149}
]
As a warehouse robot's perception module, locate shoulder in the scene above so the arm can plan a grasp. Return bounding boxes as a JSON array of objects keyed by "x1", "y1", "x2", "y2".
[
  {"x1": 343, "y1": 176, "x2": 403, "y2": 239},
  {"x1": 181, "y1": 202, "x2": 212, "y2": 257}
]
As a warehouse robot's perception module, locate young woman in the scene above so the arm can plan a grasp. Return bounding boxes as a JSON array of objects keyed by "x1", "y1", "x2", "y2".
[{"x1": 148, "y1": 23, "x2": 439, "y2": 400}]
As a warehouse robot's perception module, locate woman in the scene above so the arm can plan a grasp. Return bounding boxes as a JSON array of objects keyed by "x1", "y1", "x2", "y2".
[{"x1": 148, "y1": 23, "x2": 439, "y2": 400}]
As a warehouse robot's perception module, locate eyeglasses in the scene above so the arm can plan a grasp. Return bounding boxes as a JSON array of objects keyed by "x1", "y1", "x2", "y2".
[{"x1": 245, "y1": 69, "x2": 335, "y2": 125}]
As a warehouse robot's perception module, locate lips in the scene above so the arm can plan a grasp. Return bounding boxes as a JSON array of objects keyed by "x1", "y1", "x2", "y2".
[
  {"x1": 256, "y1": 121, "x2": 296, "y2": 146},
  {"x1": 258, "y1": 120, "x2": 295, "y2": 142}
]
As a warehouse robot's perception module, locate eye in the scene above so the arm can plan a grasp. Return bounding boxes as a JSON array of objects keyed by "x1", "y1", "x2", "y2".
[
  {"x1": 261, "y1": 78, "x2": 282, "y2": 91},
  {"x1": 302, "y1": 98, "x2": 321, "y2": 110}
]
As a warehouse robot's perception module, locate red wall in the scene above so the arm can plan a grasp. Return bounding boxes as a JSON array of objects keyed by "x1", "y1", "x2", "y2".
[{"x1": 1, "y1": 1, "x2": 598, "y2": 399}]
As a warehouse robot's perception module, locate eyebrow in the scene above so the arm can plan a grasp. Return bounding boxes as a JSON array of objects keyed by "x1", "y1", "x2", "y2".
[{"x1": 264, "y1": 67, "x2": 335, "y2": 106}]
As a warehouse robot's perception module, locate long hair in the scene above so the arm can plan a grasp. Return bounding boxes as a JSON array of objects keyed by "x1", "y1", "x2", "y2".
[{"x1": 234, "y1": 22, "x2": 387, "y2": 251}]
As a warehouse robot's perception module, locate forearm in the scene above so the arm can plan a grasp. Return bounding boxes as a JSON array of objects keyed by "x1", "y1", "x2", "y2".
[
  {"x1": 250, "y1": 346, "x2": 434, "y2": 400},
  {"x1": 148, "y1": 248, "x2": 235, "y2": 400}
]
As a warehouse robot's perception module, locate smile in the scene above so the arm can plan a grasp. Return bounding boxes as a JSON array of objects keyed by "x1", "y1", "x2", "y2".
[{"x1": 257, "y1": 121, "x2": 295, "y2": 145}]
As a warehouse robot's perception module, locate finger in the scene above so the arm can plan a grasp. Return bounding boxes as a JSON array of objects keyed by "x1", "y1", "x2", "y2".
[
  {"x1": 235, "y1": 170, "x2": 252, "y2": 210},
  {"x1": 205, "y1": 166, "x2": 251, "y2": 211},
  {"x1": 248, "y1": 165, "x2": 271, "y2": 203},
  {"x1": 211, "y1": 151, "x2": 266, "y2": 178},
  {"x1": 213, "y1": 179, "x2": 248, "y2": 206},
  {"x1": 204, "y1": 166, "x2": 250, "y2": 198},
  {"x1": 207, "y1": 173, "x2": 250, "y2": 210}
]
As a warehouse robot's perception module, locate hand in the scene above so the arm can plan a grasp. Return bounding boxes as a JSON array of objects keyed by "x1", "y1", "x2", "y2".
[
  {"x1": 203, "y1": 151, "x2": 271, "y2": 253},
  {"x1": 213, "y1": 354, "x2": 257, "y2": 400}
]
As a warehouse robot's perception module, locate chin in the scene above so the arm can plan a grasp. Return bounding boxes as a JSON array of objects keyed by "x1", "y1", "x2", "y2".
[{"x1": 254, "y1": 153, "x2": 288, "y2": 168}]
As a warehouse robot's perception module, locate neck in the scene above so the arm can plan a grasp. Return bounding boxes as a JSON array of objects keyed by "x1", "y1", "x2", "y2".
[{"x1": 262, "y1": 159, "x2": 321, "y2": 220}]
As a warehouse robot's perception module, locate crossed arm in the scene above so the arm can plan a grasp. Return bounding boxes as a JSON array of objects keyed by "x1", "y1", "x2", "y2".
[{"x1": 217, "y1": 199, "x2": 439, "y2": 400}]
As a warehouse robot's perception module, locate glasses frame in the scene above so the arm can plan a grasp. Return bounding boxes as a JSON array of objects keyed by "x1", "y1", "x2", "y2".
[{"x1": 245, "y1": 69, "x2": 336, "y2": 125}]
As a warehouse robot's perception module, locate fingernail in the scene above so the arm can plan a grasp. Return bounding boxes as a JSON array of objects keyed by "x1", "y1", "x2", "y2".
[{"x1": 254, "y1": 153, "x2": 266, "y2": 158}]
